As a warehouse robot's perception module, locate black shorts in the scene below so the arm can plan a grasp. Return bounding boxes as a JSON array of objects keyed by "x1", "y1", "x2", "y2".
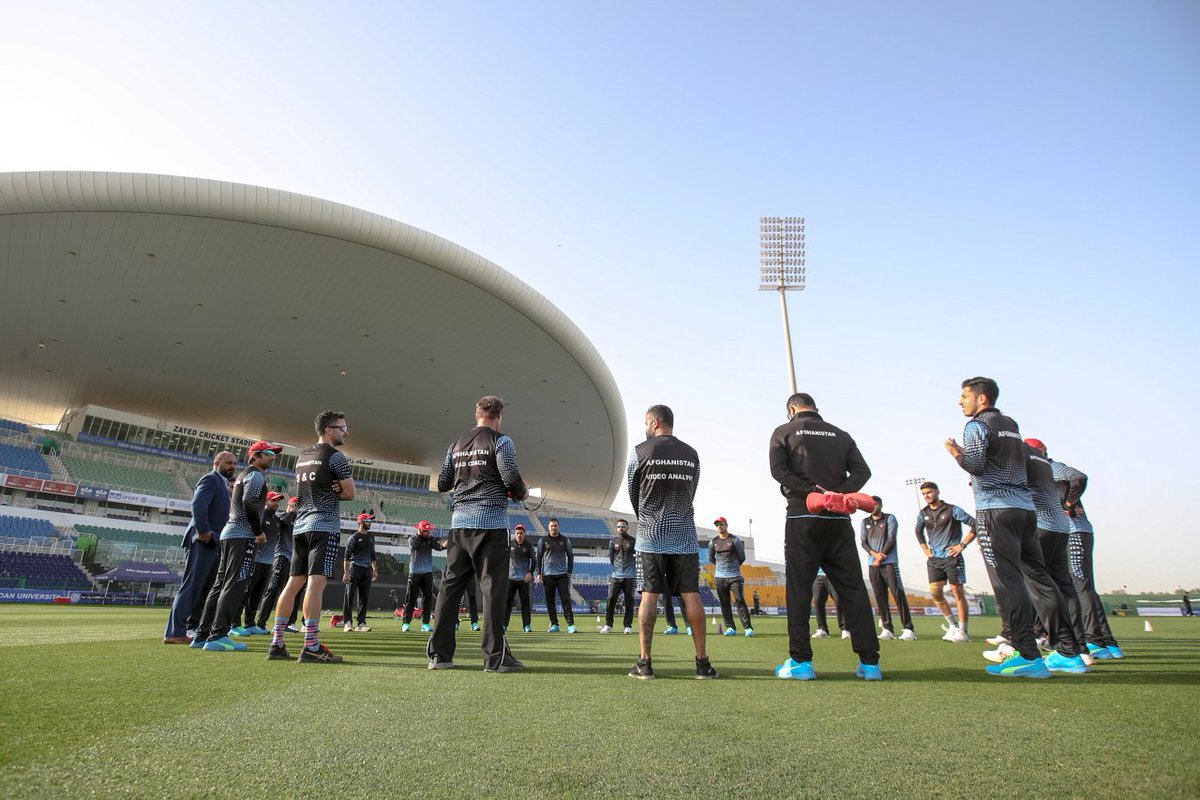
[
  {"x1": 291, "y1": 531, "x2": 338, "y2": 578},
  {"x1": 927, "y1": 556, "x2": 965, "y2": 585},
  {"x1": 639, "y1": 552, "x2": 699, "y2": 597}
]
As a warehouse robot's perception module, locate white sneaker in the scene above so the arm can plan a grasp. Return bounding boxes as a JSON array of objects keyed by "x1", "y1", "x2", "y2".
[
  {"x1": 343, "y1": 623, "x2": 353, "y2": 633},
  {"x1": 1081, "y1": 652, "x2": 1096, "y2": 666},
  {"x1": 812, "y1": 629, "x2": 830, "y2": 639},
  {"x1": 356, "y1": 624, "x2": 371, "y2": 632},
  {"x1": 623, "y1": 626, "x2": 633, "y2": 634},
  {"x1": 985, "y1": 634, "x2": 1010, "y2": 646},
  {"x1": 983, "y1": 643, "x2": 1015, "y2": 663},
  {"x1": 879, "y1": 629, "x2": 896, "y2": 640},
  {"x1": 599, "y1": 625, "x2": 612, "y2": 633},
  {"x1": 1036, "y1": 636, "x2": 1051, "y2": 651},
  {"x1": 840, "y1": 630, "x2": 851, "y2": 639},
  {"x1": 949, "y1": 628, "x2": 971, "y2": 643},
  {"x1": 899, "y1": 629, "x2": 918, "y2": 641}
]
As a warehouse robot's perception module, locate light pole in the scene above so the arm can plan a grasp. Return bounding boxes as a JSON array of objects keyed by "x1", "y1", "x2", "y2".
[
  {"x1": 904, "y1": 476, "x2": 926, "y2": 513},
  {"x1": 758, "y1": 216, "x2": 806, "y2": 395}
]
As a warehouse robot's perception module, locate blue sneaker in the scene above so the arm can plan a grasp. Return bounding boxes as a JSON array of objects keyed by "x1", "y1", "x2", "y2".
[
  {"x1": 471, "y1": 622, "x2": 481, "y2": 631},
  {"x1": 202, "y1": 636, "x2": 247, "y2": 652},
  {"x1": 189, "y1": 636, "x2": 206, "y2": 649},
  {"x1": 548, "y1": 624, "x2": 560, "y2": 633},
  {"x1": 248, "y1": 626, "x2": 270, "y2": 635},
  {"x1": 420, "y1": 623, "x2": 432, "y2": 633},
  {"x1": 855, "y1": 662, "x2": 883, "y2": 681},
  {"x1": 1106, "y1": 645, "x2": 1125, "y2": 659},
  {"x1": 686, "y1": 626, "x2": 693, "y2": 636},
  {"x1": 1087, "y1": 642, "x2": 1113, "y2": 660},
  {"x1": 663, "y1": 626, "x2": 679, "y2": 635},
  {"x1": 775, "y1": 658, "x2": 816, "y2": 680},
  {"x1": 745, "y1": 628, "x2": 755, "y2": 637},
  {"x1": 229, "y1": 626, "x2": 251, "y2": 637},
  {"x1": 401, "y1": 622, "x2": 410, "y2": 632},
  {"x1": 985, "y1": 653, "x2": 1053, "y2": 678},
  {"x1": 1045, "y1": 652, "x2": 1090, "y2": 674},
  {"x1": 523, "y1": 624, "x2": 532, "y2": 633},
  {"x1": 567, "y1": 625, "x2": 577, "y2": 634},
  {"x1": 722, "y1": 628, "x2": 737, "y2": 636}
]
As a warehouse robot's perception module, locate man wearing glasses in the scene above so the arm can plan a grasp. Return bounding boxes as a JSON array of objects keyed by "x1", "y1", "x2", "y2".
[
  {"x1": 266, "y1": 410, "x2": 355, "y2": 664},
  {"x1": 707, "y1": 517, "x2": 754, "y2": 637},
  {"x1": 601, "y1": 518, "x2": 637, "y2": 634}
]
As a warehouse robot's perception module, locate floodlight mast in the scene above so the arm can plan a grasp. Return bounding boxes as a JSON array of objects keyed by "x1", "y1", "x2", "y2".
[
  {"x1": 758, "y1": 216, "x2": 806, "y2": 395},
  {"x1": 905, "y1": 476, "x2": 927, "y2": 512}
]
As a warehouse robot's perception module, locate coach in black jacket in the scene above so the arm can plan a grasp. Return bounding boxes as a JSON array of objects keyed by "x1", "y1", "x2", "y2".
[{"x1": 769, "y1": 392, "x2": 880, "y2": 680}]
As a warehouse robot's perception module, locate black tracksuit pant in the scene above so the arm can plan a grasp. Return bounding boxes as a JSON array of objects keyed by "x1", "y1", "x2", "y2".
[
  {"x1": 427, "y1": 528, "x2": 513, "y2": 671},
  {"x1": 463, "y1": 577, "x2": 479, "y2": 624},
  {"x1": 784, "y1": 516, "x2": 879, "y2": 665},
  {"x1": 506, "y1": 579, "x2": 532, "y2": 628},
  {"x1": 606, "y1": 576, "x2": 635, "y2": 628},
  {"x1": 1038, "y1": 530, "x2": 1086, "y2": 655},
  {"x1": 242, "y1": 561, "x2": 272, "y2": 628},
  {"x1": 662, "y1": 593, "x2": 686, "y2": 629},
  {"x1": 812, "y1": 574, "x2": 844, "y2": 632},
  {"x1": 404, "y1": 572, "x2": 435, "y2": 625},
  {"x1": 1070, "y1": 531, "x2": 1118, "y2": 647},
  {"x1": 977, "y1": 508, "x2": 1067, "y2": 661},
  {"x1": 342, "y1": 564, "x2": 372, "y2": 626},
  {"x1": 196, "y1": 538, "x2": 256, "y2": 640},
  {"x1": 868, "y1": 563, "x2": 914, "y2": 631},
  {"x1": 255, "y1": 556, "x2": 292, "y2": 628},
  {"x1": 543, "y1": 573, "x2": 574, "y2": 626},
  {"x1": 715, "y1": 576, "x2": 752, "y2": 631}
]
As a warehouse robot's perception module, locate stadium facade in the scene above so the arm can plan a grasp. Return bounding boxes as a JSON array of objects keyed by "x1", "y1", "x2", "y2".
[{"x1": 0, "y1": 171, "x2": 772, "y2": 610}]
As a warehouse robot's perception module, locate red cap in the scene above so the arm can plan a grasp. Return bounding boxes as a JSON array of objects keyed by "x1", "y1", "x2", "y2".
[
  {"x1": 713, "y1": 516, "x2": 727, "y2": 526},
  {"x1": 416, "y1": 520, "x2": 434, "y2": 532},
  {"x1": 249, "y1": 441, "x2": 283, "y2": 455},
  {"x1": 288, "y1": 496, "x2": 299, "y2": 504},
  {"x1": 1024, "y1": 438, "x2": 1047, "y2": 452},
  {"x1": 514, "y1": 523, "x2": 526, "y2": 531},
  {"x1": 266, "y1": 491, "x2": 285, "y2": 501},
  {"x1": 356, "y1": 513, "x2": 375, "y2": 523}
]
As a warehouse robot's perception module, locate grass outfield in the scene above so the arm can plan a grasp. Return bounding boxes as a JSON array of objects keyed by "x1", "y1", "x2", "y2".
[{"x1": 1, "y1": 608, "x2": 1197, "y2": 799}]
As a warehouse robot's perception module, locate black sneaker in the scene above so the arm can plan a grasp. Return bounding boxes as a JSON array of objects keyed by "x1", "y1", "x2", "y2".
[
  {"x1": 485, "y1": 655, "x2": 526, "y2": 673},
  {"x1": 628, "y1": 658, "x2": 654, "y2": 680},
  {"x1": 695, "y1": 656, "x2": 719, "y2": 680},
  {"x1": 265, "y1": 643, "x2": 291, "y2": 661},
  {"x1": 297, "y1": 643, "x2": 343, "y2": 663}
]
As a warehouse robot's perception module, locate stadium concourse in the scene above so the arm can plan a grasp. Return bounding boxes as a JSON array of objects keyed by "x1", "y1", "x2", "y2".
[{"x1": 0, "y1": 171, "x2": 785, "y2": 613}]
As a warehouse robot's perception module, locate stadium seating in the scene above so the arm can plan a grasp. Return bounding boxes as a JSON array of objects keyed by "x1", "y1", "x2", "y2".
[
  {"x1": 573, "y1": 583, "x2": 607, "y2": 603},
  {"x1": 60, "y1": 455, "x2": 181, "y2": 497},
  {"x1": 0, "y1": 418, "x2": 30, "y2": 433},
  {"x1": 0, "y1": 552, "x2": 91, "y2": 590},
  {"x1": 0, "y1": 514, "x2": 61, "y2": 541},
  {"x1": 571, "y1": 561, "x2": 611, "y2": 579},
  {"x1": 74, "y1": 524, "x2": 184, "y2": 548},
  {"x1": 0, "y1": 442, "x2": 55, "y2": 479},
  {"x1": 539, "y1": 516, "x2": 612, "y2": 539}
]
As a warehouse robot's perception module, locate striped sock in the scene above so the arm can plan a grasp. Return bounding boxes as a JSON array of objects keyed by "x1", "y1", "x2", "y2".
[
  {"x1": 270, "y1": 616, "x2": 288, "y2": 646},
  {"x1": 304, "y1": 618, "x2": 320, "y2": 650}
]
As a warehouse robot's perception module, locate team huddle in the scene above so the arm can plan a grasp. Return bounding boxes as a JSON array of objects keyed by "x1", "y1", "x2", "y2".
[{"x1": 164, "y1": 378, "x2": 1119, "y2": 680}]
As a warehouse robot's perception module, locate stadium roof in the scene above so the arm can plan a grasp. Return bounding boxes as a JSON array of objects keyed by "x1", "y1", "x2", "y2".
[{"x1": 0, "y1": 171, "x2": 627, "y2": 507}]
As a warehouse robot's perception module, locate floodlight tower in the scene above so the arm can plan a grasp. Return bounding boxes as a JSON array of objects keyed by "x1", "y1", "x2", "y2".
[
  {"x1": 905, "y1": 476, "x2": 927, "y2": 512},
  {"x1": 758, "y1": 216, "x2": 806, "y2": 395}
]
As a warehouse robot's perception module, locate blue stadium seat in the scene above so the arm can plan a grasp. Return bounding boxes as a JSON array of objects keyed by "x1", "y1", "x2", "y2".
[{"x1": 0, "y1": 443, "x2": 54, "y2": 479}]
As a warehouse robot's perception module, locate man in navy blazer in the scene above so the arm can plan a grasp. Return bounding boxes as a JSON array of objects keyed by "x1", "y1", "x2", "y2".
[{"x1": 164, "y1": 451, "x2": 237, "y2": 643}]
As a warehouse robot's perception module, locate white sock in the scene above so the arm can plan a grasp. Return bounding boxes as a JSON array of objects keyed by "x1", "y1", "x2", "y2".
[{"x1": 943, "y1": 614, "x2": 955, "y2": 628}]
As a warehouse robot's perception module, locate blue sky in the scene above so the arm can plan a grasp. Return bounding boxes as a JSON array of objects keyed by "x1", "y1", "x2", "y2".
[{"x1": 2, "y1": 2, "x2": 1197, "y2": 590}]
